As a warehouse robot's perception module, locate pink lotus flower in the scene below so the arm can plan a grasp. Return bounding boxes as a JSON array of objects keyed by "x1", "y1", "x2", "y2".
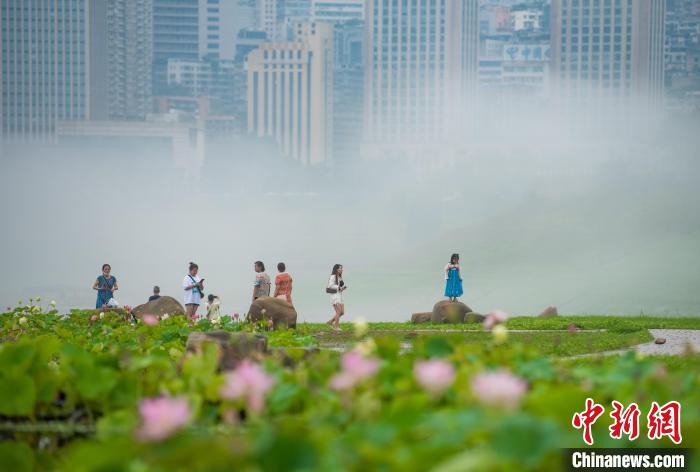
[
  {"x1": 142, "y1": 314, "x2": 158, "y2": 326},
  {"x1": 471, "y1": 370, "x2": 527, "y2": 410},
  {"x1": 414, "y1": 359, "x2": 456, "y2": 395},
  {"x1": 137, "y1": 396, "x2": 191, "y2": 442},
  {"x1": 220, "y1": 360, "x2": 276, "y2": 412},
  {"x1": 329, "y1": 351, "x2": 380, "y2": 391},
  {"x1": 483, "y1": 310, "x2": 509, "y2": 331},
  {"x1": 90, "y1": 314, "x2": 98, "y2": 322}
]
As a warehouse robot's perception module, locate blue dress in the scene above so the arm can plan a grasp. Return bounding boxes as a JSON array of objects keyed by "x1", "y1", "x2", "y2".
[
  {"x1": 96, "y1": 275, "x2": 116, "y2": 308},
  {"x1": 444, "y1": 266, "x2": 463, "y2": 298}
]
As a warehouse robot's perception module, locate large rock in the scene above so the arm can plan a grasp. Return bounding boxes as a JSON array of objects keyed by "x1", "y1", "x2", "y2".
[
  {"x1": 411, "y1": 312, "x2": 432, "y2": 324},
  {"x1": 247, "y1": 296, "x2": 297, "y2": 329},
  {"x1": 464, "y1": 312, "x2": 486, "y2": 324},
  {"x1": 132, "y1": 296, "x2": 185, "y2": 317},
  {"x1": 431, "y1": 300, "x2": 472, "y2": 323},
  {"x1": 186, "y1": 331, "x2": 268, "y2": 370},
  {"x1": 538, "y1": 306, "x2": 558, "y2": 318}
]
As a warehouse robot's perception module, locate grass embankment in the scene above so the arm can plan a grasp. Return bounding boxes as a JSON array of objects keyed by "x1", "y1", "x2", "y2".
[{"x1": 298, "y1": 315, "x2": 700, "y2": 333}]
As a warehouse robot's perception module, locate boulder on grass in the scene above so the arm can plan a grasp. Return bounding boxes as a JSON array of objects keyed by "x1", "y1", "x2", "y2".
[
  {"x1": 132, "y1": 296, "x2": 185, "y2": 317},
  {"x1": 186, "y1": 331, "x2": 268, "y2": 370},
  {"x1": 431, "y1": 300, "x2": 472, "y2": 323},
  {"x1": 538, "y1": 306, "x2": 558, "y2": 318},
  {"x1": 464, "y1": 312, "x2": 486, "y2": 324},
  {"x1": 411, "y1": 312, "x2": 432, "y2": 324},
  {"x1": 247, "y1": 296, "x2": 297, "y2": 329}
]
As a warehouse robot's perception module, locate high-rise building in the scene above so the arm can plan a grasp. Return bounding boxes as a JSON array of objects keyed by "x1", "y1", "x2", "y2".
[
  {"x1": 285, "y1": 0, "x2": 312, "y2": 19},
  {"x1": 1, "y1": 0, "x2": 90, "y2": 142},
  {"x1": 200, "y1": 0, "x2": 256, "y2": 60},
  {"x1": 89, "y1": 0, "x2": 153, "y2": 121},
  {"x1": 153, "y1": 0, "x2": 199, "y2": 94},
  {"x1": 256, "y1": 0, "x2": 281, "y2": 40},
  {"x1": 247, "y1": 22, "x2": 334, "y2": 165},
  {"x1": 550, "y1": 0, "x2": 666, "y2": 113},
  {"x1": 333, "y1": 19, "x2": 364, "y2": 165},
  {"x1": 312, "y1": 0, "x2": 364, "y2": 22},
  {"x1": 364, "y1": 0, "x2": 479, "y2": 150}
]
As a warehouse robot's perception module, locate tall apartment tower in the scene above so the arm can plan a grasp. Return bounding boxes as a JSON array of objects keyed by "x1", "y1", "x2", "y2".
[
  {"x1": 1, "y1": 0, "x2": 90, "y2": 142},
  {"x1": 364, "y1": 0, "x2": 479, "y2": 151},
  {"x1": 89, "y1": 0, "x2": 153, "y2": 121},
  {"x1": 152, "y1": 0, "x2": 199, "y2": 94},
  {"x1": 550, "y1": 0, "x2": 665, "y2": 113},
  {"x1": 312, "y1": 0, "x2": 365, "y2": 22},
  {"x1": 256, "y1": 0, "x2": 280, "y2": 41},
  {"x1": 247, "y1": 22, "x2": 334, "y2": 165}
]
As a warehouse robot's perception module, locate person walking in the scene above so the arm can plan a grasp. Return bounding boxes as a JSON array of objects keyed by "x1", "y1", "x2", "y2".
[
  {"x1": 252, "y1": 261, "x2": 271, "y2": 301},
  {"x1": 183, "y1": 262, "x2": 204, "y2": 320},
  {"x1": 444, "y1": 253, "x2": 463, "y2": 302},
  {"x1": 274, "y1": 262, "x2": 293, "y2": 305},
  {"x1": 92, "y1": 264, "x2": 118, "y2": 308},
  {"x1": 326, "y1": 264, "x2": 346, "y2": 331}
]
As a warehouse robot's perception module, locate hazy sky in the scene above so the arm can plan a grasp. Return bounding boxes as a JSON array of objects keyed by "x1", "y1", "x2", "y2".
[{"x1": 1, "y1": 106, "x2": 699, "y2": 320}]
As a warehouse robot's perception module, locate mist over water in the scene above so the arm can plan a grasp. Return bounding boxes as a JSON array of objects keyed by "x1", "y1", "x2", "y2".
[{"x1": 1, "y1": 107, "x2": 699, "y2": 321}]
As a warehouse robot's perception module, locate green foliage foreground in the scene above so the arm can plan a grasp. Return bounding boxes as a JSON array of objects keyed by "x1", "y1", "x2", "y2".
[{"x1": 0, "y1": 305, "x2": 698, "y2": 471}]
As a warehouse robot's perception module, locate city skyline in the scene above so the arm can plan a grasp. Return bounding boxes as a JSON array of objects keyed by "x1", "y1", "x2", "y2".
[{"x1": 1, "y1": 0, "x2": 699, "y2": 155}]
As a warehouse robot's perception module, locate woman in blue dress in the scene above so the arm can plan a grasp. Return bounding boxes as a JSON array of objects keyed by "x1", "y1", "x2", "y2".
[
  {"x1": 444, "y1": 253, "x2": 463, "y2": 302},
  {"x1": 92, "y1": 263, "x2": 119, "y2": 308}
]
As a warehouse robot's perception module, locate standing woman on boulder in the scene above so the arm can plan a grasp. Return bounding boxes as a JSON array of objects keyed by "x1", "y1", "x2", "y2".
[
  {"x1": 273, "y1": 262, "x2": 293, "y2": 305},
  {"x1": 326, "y1": 264, "x2": 346, "y2": 331},
  {"x1": 252, "y1": 261, "x2": 271, "y2": 301},
  {"x1": 444, "y1": 253, "x2": 463, "y2": 302},
  {"x1": 183, "y1": 262, "x2": 204, "y2": 320},
  {"x1": 92, "y1": 263, "x2": 118, "y2": 308}
]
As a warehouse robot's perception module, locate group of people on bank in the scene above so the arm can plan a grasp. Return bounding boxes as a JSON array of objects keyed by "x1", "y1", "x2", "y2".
[
  {"x1": 93, "y1": 253, "x2": 462, "y2": 329},
  {"x1": 92, "y1": 260, "x2": 349, "y2": 330}
]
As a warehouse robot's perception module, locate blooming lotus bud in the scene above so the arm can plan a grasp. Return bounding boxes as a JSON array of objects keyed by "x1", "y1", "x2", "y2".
[
  {"x1": 492, "y1": 324, "x2": 508, "y2": 344},
  {"x1": 19, "y1": 317, "x2": 28, "y2": 325},
  {"x1": 353, "y1": 317, "x2": 369, "y2": 338}
]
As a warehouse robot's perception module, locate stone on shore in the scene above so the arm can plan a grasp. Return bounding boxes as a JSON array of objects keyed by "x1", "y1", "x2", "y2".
[
  {"x1": 186, "y1": 331, "x2": 268, "y2": 370},
  {"x1": 411, "y1": 312, "x2": 432, "y2": 324},
  {"x1": 538, "y1": 306, "x2": 558, "y2": 317},
  {"x1": 464, "y1": 312, "x2": 486, "y2": 324},
  {"x1": 247, "y1": 296, "x2": 297, "y2": 329},
  {"x1": 132, "y1": 296, "x2": 185, "y2": 317},
  {"x1": 431, "y1": 300, "x2": 472, "y2": 323}
]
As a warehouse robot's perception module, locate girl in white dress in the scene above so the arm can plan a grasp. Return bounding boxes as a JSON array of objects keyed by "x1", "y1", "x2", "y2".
[
  {"x1": 326, "y1": 264, "x2": 346, "y2": 331},
  {"x1": 183, "y1": 262, "x2": 204, "y2": 320}
]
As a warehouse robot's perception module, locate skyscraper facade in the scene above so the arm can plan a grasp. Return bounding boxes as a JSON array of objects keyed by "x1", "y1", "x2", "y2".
[
  {"x1": 153, "y1": 0, "x2": 199, "y2": 94},
  {"x1": 364, "y1": 0, "x2": 479, "y2": 150},
  {"x1": 550, "y1": 0, "x2": 665, "y2": 113},
  {"x1": 312, "y1": 0, "x2": 364, "y2": 22},
  {"x1": 247, "y1": 21, "x2": 334, "y2": 165},
  {"x1": 1, "y1": 0, "x2": 90, "y2": 142},
  {"x1": 89, "y1": 0, "x2": 153, "y2": 121}
]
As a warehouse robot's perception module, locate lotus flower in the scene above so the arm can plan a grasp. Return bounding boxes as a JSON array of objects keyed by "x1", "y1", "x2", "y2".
[
  {"x1": 142, "y1": 314, "x2": 158, "y2": 326},
  {"x1": 492, "y1": 324, "x2": 509, "y2": 344},
  {"x1": 483, "y1": 310, "x2": 509, "y2": 330},
  {"x1": 99, "y1": 312, "x2": 105, "y2": 319},
  {"x1": 50, "y1": 301, "x2": 57, "y2": 307},
  {"x1": 353, "y1": 317, "x2": 369, "y2": 338},
  {"x1": 329, "y1": 351, "x2": 380, "y2": 391},
  {"x1": 220, "y1": 360, "x2": 276, "y2": 412},
  {"x1": 18, "y1": 317, "x2": 28, "y2": 325},
  {"x1": 90, "y1": 314, "x2": 98, "y2": 322},
  {"x1": 137, "y1": 396, "x2": 191, "y2": 442},
  {"x1": 161, "y1": 313, "x2": 170, "y2": 320},
  {"x1": 414, "y1": 359, "x2": 456, "y2": 396},
  {"x1": 471, "y1": 370, "x2": 527, "y2": 410}
]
